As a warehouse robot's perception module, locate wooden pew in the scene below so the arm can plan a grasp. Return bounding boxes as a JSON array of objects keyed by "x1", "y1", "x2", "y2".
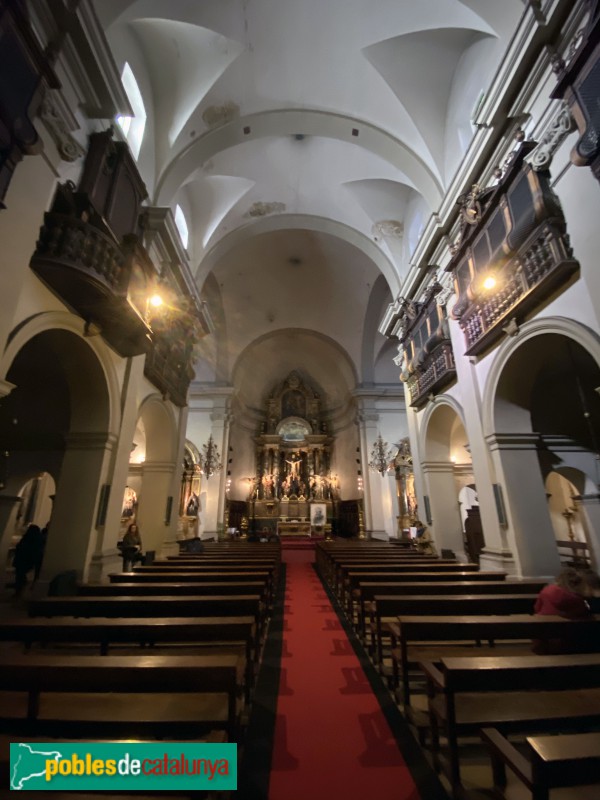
[
  {"x1": 334, "y1": 562, "x2": 478, "y2": 599},
  {"x1": 115, "y1": 570, "x2": 274, "y2": 606},
  {"x1": 370, "y1": 594, "x2": 542, "y2": 665},
  {"x1": 0, "y1": 615, "x2": 258, "y2": 700},
  {"x1": 421, "y1": 654, "x2": 600, "y2": 797},
  {"x1": 480, "y1": 728, "x2": 600, "y2": 800},
  {"x1": 110, "y1": 570, "x2": 269, "y2": 583},
  {"x1": 79, "y1": 581, "x2": 267, "y2": 598},
  {"x1": 0, "y1": 653, "x2": 243, "y2": 741},
  {"x1": 29, "y1": 595, "x2": 263, "y2": 626},
  {"x1": 354, "y1": 580, "x2": 544, "y2": 639},
  {"x1": 389, "y1": 614, "x2": 600, "y2": 707},
  {"x1": 332, "y1": 556, "x2": 460, "y2": 581}
]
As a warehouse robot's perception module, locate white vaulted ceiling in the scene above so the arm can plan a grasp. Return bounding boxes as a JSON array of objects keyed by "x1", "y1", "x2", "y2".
[{"x1": 96, "y1": 0, "x2": 524, "y2": 398}]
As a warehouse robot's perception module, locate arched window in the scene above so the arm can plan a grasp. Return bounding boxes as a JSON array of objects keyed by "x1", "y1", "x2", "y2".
[
  {"x1": 174, "y1": 204, "x2": 189, "y2": 250},
  {"x1": 116, "y1": 62, "x2": 147, "y2": 160}
]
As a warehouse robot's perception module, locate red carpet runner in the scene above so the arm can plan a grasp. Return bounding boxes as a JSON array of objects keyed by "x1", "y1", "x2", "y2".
[{"x1": 268, "y1": 560, "x2": 420, "y2": 800}]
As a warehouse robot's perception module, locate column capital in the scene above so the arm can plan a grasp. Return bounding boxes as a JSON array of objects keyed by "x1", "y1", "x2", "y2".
[
  {"x1": 356, "y1": 411, "x2": 379, "y2": 424},
  {"x1": 210, "y1": 410, "x2": 234, "y2": 424},
  {"x1": 141, "y1": 461, "x2": 177, "y2": 475},
  {"x1": 485, "y1": 432, "x2": 541, "y2": 451},
  {"x1": 421, "y1": 460, "x2": 456, "y2": 474}
]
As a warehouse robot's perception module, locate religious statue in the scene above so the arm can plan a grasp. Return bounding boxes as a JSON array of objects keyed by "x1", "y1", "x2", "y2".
[
  {"x1": 285, "y1": 454, "x2": 302, "y2": 478},
  {"x1": 262, "y1": 473, "x2": 275, "y2": 499},
  {"x1": 186, "y1": 492, "x2": 200, "y2": 517},
  {"x1": 281, "y1": 477, "x2": 290, "y2": 498},
  {"x1": 121, "y1": 486, "x2": 137, "y2": 518}
]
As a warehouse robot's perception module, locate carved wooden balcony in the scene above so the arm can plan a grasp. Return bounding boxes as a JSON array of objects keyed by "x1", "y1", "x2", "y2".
[
  {"x1": 448, "y1": 141, "x2": 579, "y2": 356},
  {"x1": 30, "y1": 182, "x2": 153, "y2": 356},
  {"x1": 552, "y1": 0, "x2": 600, "y2": 185},
  {"x1": 397, "y1": 282, "x2": 457, "y2": 408},
  {"x1": 405, "y1": 342, "x2": 456, "y2": 408},
  {"x1": 144, "y1": 318, "x2": 197, "y2": 407}
]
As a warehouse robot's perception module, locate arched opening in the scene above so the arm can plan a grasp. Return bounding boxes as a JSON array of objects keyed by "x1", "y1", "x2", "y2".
[
  {"x1": 178, "y1": 441, "x2": 202, "y2": 540},
  {"x1": 492, "y1": 331, "x2": 600, "y2": 574},
  {"x1": 0, "y1": 329, "x2": 111, "y2": 585},
  {"x1": 132, "y1": 396, "x2": 179, "y2": 554},
  {"x1": 422, "y1": 400, "x2": 474, "y2": 559}
]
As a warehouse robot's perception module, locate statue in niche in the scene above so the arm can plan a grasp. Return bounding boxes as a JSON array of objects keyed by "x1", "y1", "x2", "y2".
[
  {"x1": 281, "y1": 477, "x2": 290, "y2": 498},
  {"x1": 186, "y1": 492, "x2": 200, "y2": 517},
  {"x1": 122, "y1": 486, "x2": 137, "y2": 518}
]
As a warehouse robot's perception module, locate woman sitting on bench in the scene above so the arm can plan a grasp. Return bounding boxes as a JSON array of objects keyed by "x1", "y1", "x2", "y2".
[
  {"x1": 533, "y1": 567, "x2": 595, "y2": 653},
  {"x1": 119, "y1": 522, "x2": 144, "y2": 572}
]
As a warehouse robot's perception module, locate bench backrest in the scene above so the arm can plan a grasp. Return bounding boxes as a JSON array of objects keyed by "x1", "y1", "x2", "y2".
[
  {"x1": 397, "y1": 614, "x2": 600, "y2": 642},
  {"x1": 375, "y1": 594, "x2": 537, "y2": 616},
  {"x1": 29, "y1": 596, "x2": 262, "y2": 619},
  {"x1": 350, "y1": 571, "x2": 506, "y2": 585},
  {"x1": 441, "y1": 654, "x2": 600, "y2": 692},
  {"x1": 79, "y1": 582, "x2": 265, "y2": 596},
  {"x1": 359, "y1": 581, "x2": 541, "y2": 597},
  {"x1": 110, "y1": 571, "x2": 269, "y2": 583}
]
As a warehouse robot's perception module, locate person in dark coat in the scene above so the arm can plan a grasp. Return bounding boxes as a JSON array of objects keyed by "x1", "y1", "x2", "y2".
[
  {"x1": 119, "y1": 522, "x2": 144, "y2": 572},
  {"x1": 13, "y1": 524, "x2": 45, "y2": 597}
]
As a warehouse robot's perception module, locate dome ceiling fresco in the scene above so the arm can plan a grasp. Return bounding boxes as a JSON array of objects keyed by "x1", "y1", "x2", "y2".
[{"x1": 96, "y1": 0, "x2": 524, "y2": 392}]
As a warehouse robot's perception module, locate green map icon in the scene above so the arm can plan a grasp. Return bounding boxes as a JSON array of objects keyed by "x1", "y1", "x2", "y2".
[{"x1": 11, "y1": 743, "x2": 63, "y2": 790}]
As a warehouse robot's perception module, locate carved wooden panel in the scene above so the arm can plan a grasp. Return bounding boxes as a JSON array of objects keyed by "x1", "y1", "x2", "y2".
[
  {"x1": 448, "y1": 142, "x2": 579, "y2": 355},
  {"x1": 397, "y1": 282, "x2": 456, "y2": 408},
  {"x1": 552, "y1": 0, "x2": 600, "y2": 184}
]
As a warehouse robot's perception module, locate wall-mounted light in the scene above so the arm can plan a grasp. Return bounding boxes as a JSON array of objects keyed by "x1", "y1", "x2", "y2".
[{"x1": 149, "y1": 293, "x2": 163, "y2": 309}]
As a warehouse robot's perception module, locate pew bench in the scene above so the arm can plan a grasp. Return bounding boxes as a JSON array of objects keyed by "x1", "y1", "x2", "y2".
[
  {"x1": 352, "y1": 577, "x2": 531, "y2": 635},
  {"x1": 0, "y1": 616, "x2": 258, "y2": 700},
  {"x1": 345, "y1": 570, "x2": 510, "y2": 616},
  {"x1": 388, "y1": 614, "x2": 600, "y2": 717},
  {"x1": 334, "y1": 561, "x2": 472, "y2": 600},
  {"x1": 480, "y1": 728, "x2": 600, "y2": 800},
  {"x1": 79, "y1": 581, "x2": 268, "y2": 601},
  {"x1": 120, "y1": 568, "x2": 275, "y2": 608},
  {"x1": 421, "y1": 654, "x2": 600, "y2": 798},
  {"x1": 370, "y1": 594, "x2": 541, "y2": 665},
  {"x1": 0, "y1": 653, "x2": 244, "y2": 742}
]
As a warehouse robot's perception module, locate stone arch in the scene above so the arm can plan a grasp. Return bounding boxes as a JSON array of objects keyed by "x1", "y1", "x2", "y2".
[
  {"x1": 134, "y1": 394, "x2": 180, "y2": 553},
  {"x1": 418, "y1": 395, "x2": 472, "y2": 560},
  {"x1": 136, "y1": 393, "x2": 179, "y2": 465},
  {"x1": 362, "y1": 275, "x2": 394, "y2": 384},
  {"x1": 420, "y1": 394, "x2": 469, "y2": 461},
  {"x1": 0, "y1": 314, "x2": 117, "y2": 582},
  {"x1": 482, "y1": 316, "x2": 600, "y2": 439},
  {"x1": 482, "y1": 318, "x2": 600, "y2": 576},
  {"x1": 197, "y1": 214, "x2": 401, "y2": 297},
  {"x1": 1, "y1": 311, "x2": 121, "y2": 438},
  {"x1": 155, "y1": 108, "x2": 443, "y2": 211}
]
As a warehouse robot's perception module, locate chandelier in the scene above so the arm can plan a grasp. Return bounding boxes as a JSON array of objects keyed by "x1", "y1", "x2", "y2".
[
  {"x1": 368, "y1": 434, "x2": 396, "y2": 476},
  {"x1": 200, "y1": 435, "x2": 222, "y2": 480}
]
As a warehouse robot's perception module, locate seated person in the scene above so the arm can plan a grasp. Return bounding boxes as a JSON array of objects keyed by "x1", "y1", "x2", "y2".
[
  {"x1": 119, "y1": 522, "x2": 144, "y2": 571},
  {"x1": 533, "y1": 567, "x2": 593, "y2": 654}
]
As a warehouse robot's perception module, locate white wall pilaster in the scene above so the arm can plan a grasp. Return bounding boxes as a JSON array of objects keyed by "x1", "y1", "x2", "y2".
[{"x1": 486, "y1": 433, "x2": 561, "y2": 578}]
